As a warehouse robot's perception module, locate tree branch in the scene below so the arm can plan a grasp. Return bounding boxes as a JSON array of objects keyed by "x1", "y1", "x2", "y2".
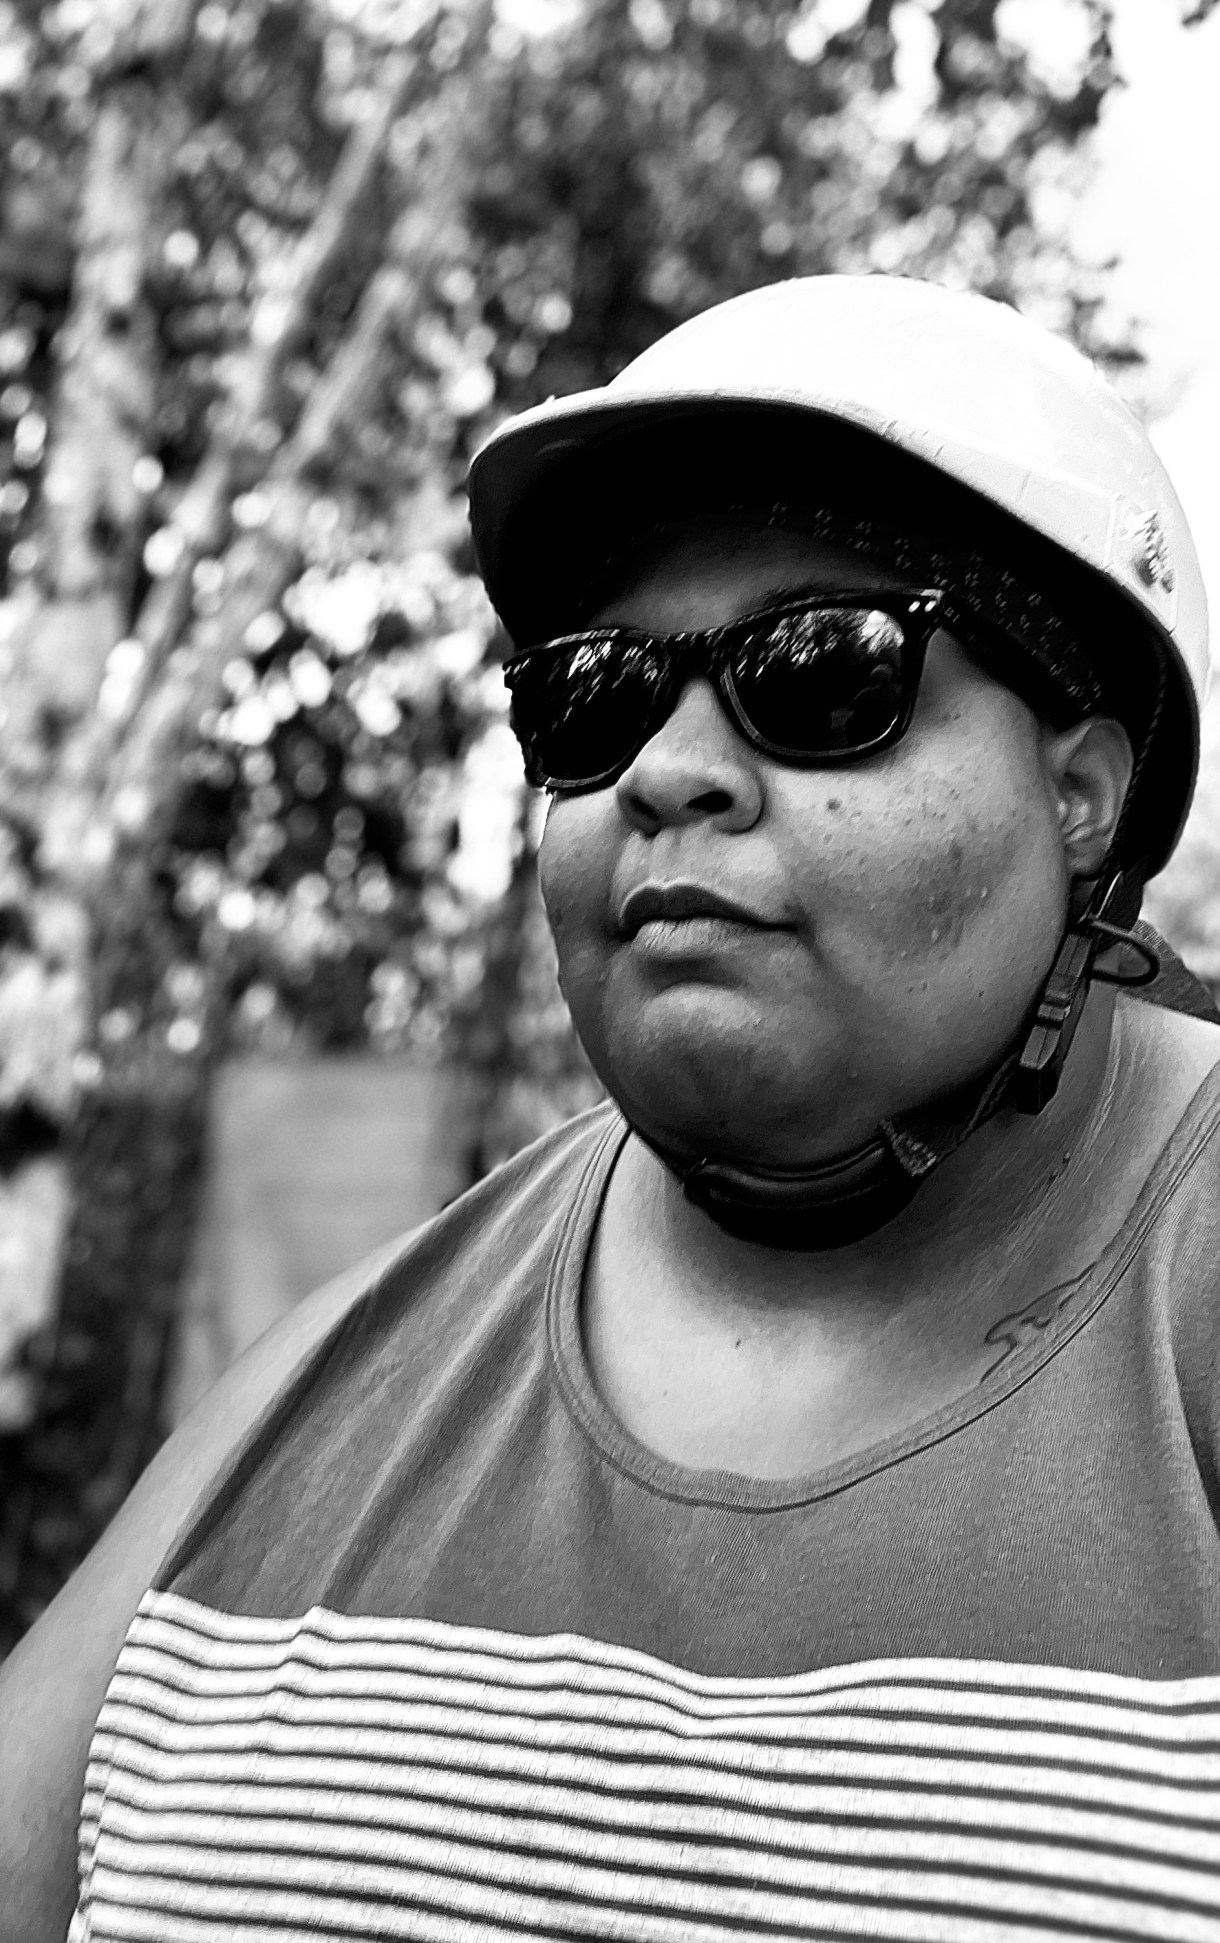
[
  {"x1": 86, "y1": 53, "x2": 490, "y2": 868},
  {"x1": 37, "y1": 15, "x2": 465, "y2": 876},
  {"x1": 124, "y1": 14, "x2": 444, "y2": 689},
  {"x1": 105, "y1": 0, "x2": 202, "y2": 66}
]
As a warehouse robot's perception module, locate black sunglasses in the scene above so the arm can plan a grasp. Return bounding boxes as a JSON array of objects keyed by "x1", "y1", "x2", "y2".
[{"x1": 503, "y1": 588, "x2": 947, "y2": 792}]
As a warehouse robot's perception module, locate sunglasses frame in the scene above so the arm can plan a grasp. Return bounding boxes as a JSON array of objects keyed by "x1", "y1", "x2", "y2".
[{"x1": 503, "y1": 587, "x2": 948, "y2": 793}]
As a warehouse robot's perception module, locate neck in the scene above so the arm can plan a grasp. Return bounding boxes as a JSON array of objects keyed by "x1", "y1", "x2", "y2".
[
  {"x1": 584, "y1": 989, "x2": 1220, "y2": 1480},
  {"x1": 607, "y1": 983, "x2": 1122, "y2": 1323}
]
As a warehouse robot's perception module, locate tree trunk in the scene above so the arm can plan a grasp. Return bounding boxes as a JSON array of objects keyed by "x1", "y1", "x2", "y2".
[{"x1": 0, "y1": 1045, "x2": 212, "y2": 1652}]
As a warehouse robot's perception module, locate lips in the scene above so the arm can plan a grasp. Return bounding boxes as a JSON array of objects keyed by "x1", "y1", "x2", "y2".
[{"x1": 618, "y1": 883, "x2": 780, "y2": 937}]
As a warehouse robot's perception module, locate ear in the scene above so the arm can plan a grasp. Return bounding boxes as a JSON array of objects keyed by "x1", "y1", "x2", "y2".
[{"x1": 1040, "y1": 716, "x2": 1134, "y2": 879}]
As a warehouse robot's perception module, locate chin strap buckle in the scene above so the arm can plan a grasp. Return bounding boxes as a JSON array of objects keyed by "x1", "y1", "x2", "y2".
[{"x1": 1012, "y1": 867, "x2": 1156, "y2": 1116}]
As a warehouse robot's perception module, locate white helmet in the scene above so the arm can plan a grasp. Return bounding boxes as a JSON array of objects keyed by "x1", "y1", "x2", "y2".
[{"x1": 469, "y1": 275, "x2": 1210, "y2": 876}]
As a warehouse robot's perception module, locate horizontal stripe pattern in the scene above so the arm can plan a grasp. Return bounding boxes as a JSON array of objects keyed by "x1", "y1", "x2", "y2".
[{"x1": 73, "y1": 1593, "x2": 1220, "y2": 1942}]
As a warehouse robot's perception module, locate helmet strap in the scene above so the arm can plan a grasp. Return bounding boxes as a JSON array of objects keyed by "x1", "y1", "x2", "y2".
[
  {"x1": 633, "y1": 867, "x2": 1157, "y2": 1252},
  {"x1": 1010, "y1": 866, "x2": 1152, "y2": 1114}
]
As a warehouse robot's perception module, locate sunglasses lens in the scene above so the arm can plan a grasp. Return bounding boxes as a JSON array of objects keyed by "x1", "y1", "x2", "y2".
[
  {"x1": 508, "y1": 602, "x2": 922, "y2": 787},
  {"x1": 729, "y1": 607, "x2": 908, "y2": 756},
  {"x1": 508, "y1": 635, "x2": 668, "y2": 787}
]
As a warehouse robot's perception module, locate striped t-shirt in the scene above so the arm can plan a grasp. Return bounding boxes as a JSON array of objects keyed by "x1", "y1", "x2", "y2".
[{"x1": 72, "y1": 1074, "x2": 1220, "y2": 1941}]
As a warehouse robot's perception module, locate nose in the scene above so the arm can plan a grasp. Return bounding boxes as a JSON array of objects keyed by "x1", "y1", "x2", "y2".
[{"x1": 615, "y1": 678, "x2": 764, "y2": 835}]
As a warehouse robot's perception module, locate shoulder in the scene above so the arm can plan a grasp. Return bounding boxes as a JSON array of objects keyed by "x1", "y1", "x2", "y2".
[
  {"x1": 61, "y1": 1099, "x2": 615, "y2": 1614},
  {"x1": 367, "y1": 1096, "x2": 621, "y2": 1307},
  {"x1": 1106, "y1": 997, "x2": 1220, "y2": 1244},
  {"x1": 1113, "y1": 996, "x2": 1220, "y2": 1460},
  {"x1": 1116, "y1": 991, "x2": 1220, "y2": 1127},
  {"x1": 1091, "y1": 995, "x2": 1220, "y2": 1231},
  {"x1": 11, "y1": 1096, "x2": 618, "y2": 1663},
  {"x1": 0, "y1": 1099, "x2": 618, "y2": 1937},
  {"x1": 0, "y1": 1241, "x2": 386, "y2": 1941}
]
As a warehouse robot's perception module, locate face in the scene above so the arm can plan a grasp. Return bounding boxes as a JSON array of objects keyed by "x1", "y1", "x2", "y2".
[{"x1": 537, "y1": 522, "x2": 1075, "y2": 1168}]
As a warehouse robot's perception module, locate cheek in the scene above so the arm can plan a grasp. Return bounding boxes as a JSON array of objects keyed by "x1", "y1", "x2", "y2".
[
  {"x1": 537, "y1": 796, "x2": 614, "y2": 950},
  {"x1": 880, "y1": 788, "x2": 1030, "y2": 956},
  {"x1": 796, "y1": 729, "x2": 1065, "y2": 998},
  {"x1": 536, "y1": 807, "x2": 570, "y2": 932}
]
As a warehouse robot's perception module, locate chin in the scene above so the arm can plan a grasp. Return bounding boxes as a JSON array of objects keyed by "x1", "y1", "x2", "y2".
[{"x1": 582, "y1": 1005, "x2": 867, "y2": 1169}]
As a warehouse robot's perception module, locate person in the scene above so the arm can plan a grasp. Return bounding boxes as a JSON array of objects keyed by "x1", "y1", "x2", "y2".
[{"x1": 3, "y1": 274, "x2": 1220, "y2": 1942}]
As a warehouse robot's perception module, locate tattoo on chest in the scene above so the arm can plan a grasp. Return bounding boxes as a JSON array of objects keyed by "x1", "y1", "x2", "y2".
[{"x1": 981, "y1": 1271, "x2": 1093, "y2": 1382}]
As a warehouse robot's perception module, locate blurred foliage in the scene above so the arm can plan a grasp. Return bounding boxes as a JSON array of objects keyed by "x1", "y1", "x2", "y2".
[{"x1": 0, "y1": 0, "x2": 1149, "y2": 1633}]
